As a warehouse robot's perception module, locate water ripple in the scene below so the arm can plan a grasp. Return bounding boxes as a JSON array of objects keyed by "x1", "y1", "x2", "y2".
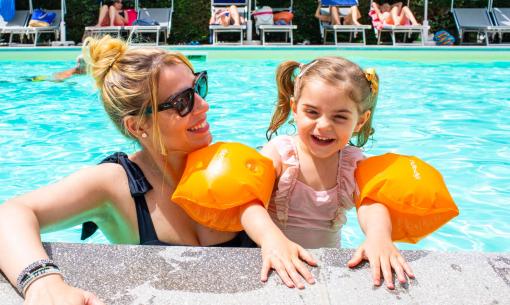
[{"x1": 1, "y1": 58, "x2": 509, "y2": 252}]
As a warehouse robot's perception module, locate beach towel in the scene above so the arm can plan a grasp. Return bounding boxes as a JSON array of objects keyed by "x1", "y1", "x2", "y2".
[
  {"x1": 368, "y1": 8, "x2": 383, "y2": 30},
  {"x1": 0, "y1": 0, "x2": 15, "y2": 22}
]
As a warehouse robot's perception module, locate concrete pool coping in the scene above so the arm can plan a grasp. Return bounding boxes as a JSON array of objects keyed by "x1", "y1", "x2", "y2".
[
  {"x1": 1, "y1": 243, "x2": 509, "y2": 304},
  {"x1": 0, "y1": 45, "x2": 509, "y2": 61}
]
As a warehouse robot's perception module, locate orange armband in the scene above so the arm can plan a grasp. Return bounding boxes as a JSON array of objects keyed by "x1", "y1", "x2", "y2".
[
  {"x1": 355, "y1": 153, "x2": 459, "y2": 243},
  {"x1": 172, "y1": 142, "x2": 276, "y2": 232}
]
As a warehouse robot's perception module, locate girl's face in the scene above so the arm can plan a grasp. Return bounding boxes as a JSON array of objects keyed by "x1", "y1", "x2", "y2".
[
  {"x1": 292, "y1": 79, "x2": 369, "y2": 159},
  {"x1": 149, "y1": 64, "x2": 211, "y2": 154}
]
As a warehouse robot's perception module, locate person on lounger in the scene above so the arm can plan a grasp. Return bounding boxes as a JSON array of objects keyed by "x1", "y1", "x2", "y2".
[
  {"x1": 209, "y1": 5, "x2": 244, "y2": 26},
  {"x1": 96, "y1": 0, "x2": 129, "y2": 27},
  {"x1": 314, "y1": 0, "x2": 363, "y2": 26},
  {"x1": 371, "y1": 1, "x2": 420, "y2": 26}
]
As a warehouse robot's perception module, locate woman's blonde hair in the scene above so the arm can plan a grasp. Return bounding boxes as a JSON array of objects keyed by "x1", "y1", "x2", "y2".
[
  {"x1": 266, "y1": 56, "x2": 379, "y2": 148},
  {"x1": 82, "y1": 35, "x2": 193, "y2": 155}
]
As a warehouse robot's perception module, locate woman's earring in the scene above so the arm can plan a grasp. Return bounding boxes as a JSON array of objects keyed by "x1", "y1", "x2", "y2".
[{"x1": 141, "y1": 133, "x2": 148, "y2": 138}]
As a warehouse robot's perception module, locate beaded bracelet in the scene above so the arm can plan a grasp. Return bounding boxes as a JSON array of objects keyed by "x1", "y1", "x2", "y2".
[{"x1": 16, "y1": 259, "x2": 63, "y2": 297}]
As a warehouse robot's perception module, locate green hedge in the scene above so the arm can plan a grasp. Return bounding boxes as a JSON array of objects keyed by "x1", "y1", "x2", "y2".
[{"x1": 11, "y1": 0, "x2": 509, "y2": 45}]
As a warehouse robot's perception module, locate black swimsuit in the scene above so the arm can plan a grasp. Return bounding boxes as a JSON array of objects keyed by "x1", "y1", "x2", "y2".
[{"x1": 81, "y1": 152, "x2": 256, "y2": 248}]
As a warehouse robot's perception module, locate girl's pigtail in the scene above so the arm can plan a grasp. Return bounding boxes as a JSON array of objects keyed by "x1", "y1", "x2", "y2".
[
  {"x1": 352, "y1": 69, "x2": 379, "y2": 147},
  {"x1": 266, "y1": 61, "x2": 300, "y2": 140}
]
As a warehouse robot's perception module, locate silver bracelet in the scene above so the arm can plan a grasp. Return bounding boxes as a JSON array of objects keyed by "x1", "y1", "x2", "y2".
[
  {"x1": 16, "y1": 259, "x2": 62, "y2": 296},
  {"x1": 21, "y1": 267, "x2": 63, "y2": 297}
]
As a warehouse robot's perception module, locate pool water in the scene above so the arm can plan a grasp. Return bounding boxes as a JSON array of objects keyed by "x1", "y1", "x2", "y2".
[{"x1": 0, "y1": 54, "x2": 509, "y2": 252}]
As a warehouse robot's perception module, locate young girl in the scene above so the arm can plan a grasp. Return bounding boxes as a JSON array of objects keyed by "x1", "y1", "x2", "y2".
[{"x1": 262, "y1": 57, "x2": 414, "y2": 289}]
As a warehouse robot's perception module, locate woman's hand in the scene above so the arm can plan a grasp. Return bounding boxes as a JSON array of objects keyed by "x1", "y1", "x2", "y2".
[
  {"x1": 347, "y1": 235, "x2": 414, "y2": 289},
  {"x1": 260, "y1": 235, "x2": 317, "y2": 289},
  {"x1": 24, "y1": 274, "x2": 104, "y2": 305}
]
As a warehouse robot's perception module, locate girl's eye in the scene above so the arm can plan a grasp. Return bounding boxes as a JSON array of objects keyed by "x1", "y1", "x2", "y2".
[
  {"x1": 334, "y1": 115, "x2": 347, "y2": 120},
  {"x1": 305, "y1": 109, "x2": 318, "y2": 115}
]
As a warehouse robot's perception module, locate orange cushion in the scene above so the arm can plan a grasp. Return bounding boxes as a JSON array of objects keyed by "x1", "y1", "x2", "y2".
[
  {"x1": 355, "y1": 153, "x2": 459, "y2": 243},
  {"x1": 172, "y1": 142, "x2": 276, "y2": 232},
  {"x1": 273, "y1": 11, "x2": 294, "y2": 24}
]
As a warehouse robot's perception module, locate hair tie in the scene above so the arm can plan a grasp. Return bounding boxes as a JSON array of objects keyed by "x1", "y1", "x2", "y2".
[
  {"x1": 364, "y1": 68, "x2": 378, "y2": 95},
  {"x1": 297, "y1": 60, "x2": 318, "y2": 78},
  {"x1": 109, "y1": 52, "x2": 122, "y2": 69}
]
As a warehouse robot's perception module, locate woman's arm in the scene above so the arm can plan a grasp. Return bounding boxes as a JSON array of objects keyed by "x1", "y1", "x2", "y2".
[
  {"x1": 348, "y1": 203, "x2": 414, "y2": 289},
  {"x1": 0, "y1": 164, "x2": 123, "y2": 303},
  {"x1": 240, "y1": 203, "x2": 316, "y2": 289}
]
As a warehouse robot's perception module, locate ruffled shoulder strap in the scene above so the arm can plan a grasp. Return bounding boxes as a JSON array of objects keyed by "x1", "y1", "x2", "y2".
[
  {"x1": 331, "y1": 146, "x2": 366, "y2": 229},
  {"x1": 338, "y1": 146, "x2": 365, "y2": 207},
  {"x1": 269, "y1": 135, "x2": 300, "y2": 226}
]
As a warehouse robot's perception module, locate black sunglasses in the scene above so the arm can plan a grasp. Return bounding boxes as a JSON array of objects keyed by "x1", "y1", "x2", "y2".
[{"x1": 146, "y1": 71, "x2": 208, "y2": 117}]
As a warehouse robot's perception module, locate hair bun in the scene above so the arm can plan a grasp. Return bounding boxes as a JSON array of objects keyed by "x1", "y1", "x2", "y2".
[{"x1": 83, "y1": 35, "x2": 128, "y2": 88}]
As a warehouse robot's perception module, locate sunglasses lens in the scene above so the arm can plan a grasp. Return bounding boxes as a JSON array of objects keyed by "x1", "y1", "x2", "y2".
[
  {"x1": 174, "y1": 90, "x2": 194, "y2": 116},
  {"x1": 195, "y1": 73, "x2": 208, "y2": 98}
]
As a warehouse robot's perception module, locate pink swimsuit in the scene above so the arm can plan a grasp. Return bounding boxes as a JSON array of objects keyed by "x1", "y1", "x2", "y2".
[{"x1": 268, "y1": 135, "x2": 365, "y2": 248}]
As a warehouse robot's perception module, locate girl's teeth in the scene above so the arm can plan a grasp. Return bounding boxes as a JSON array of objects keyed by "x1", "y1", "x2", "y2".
[{"x1": 314, "y1": 135, "x2": 332, "y2": 141}]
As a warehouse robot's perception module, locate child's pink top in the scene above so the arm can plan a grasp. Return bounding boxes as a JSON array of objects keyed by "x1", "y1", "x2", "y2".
[{"x1": 267, "y1": 135, "x2": 365, "y2": 248}]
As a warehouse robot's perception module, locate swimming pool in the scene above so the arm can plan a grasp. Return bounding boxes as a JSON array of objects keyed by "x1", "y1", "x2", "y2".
[{"x1": 1, "y1": 47, "x2": 509, "y2": 252}]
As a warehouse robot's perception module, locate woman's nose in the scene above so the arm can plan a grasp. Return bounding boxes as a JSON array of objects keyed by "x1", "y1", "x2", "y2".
[{"x1": 194, "y1": 93, "x2": 209, "y2": 114}]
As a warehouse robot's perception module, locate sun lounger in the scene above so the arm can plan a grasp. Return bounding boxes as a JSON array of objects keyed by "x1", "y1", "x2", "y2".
[
  {"x1": 209, "y1": 0, "x2": 249, "y2": 45},
  {"x1": 369, "y1": 0, "x2": 424, "y2": 46},
  {"x1": 254, "y1": 0, "x2": 297, "y2": 45},
  {"x1": 489, "y1": 7, "x2": 510, "y2": 44},
  {"x1": 451, "y1": 0, "x2": 505, "y2": 46},
  {"x1": 0, "y1": 10, "x2": 30, "y2": 45},
  {"x1": 25, "y1": 10, "x2": 62, "y2": 46},
  {"x1": 128, "y1": 5, "x2": 173, "y2": 46},
  {"x1": 319, "y1": 0, "x2": 371, "y2": 45}
]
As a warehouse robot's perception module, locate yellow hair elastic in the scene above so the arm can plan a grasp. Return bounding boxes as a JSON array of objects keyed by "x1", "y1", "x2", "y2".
[{"x1": 364, "y1": 68, "x2": 378, "y2": 95}]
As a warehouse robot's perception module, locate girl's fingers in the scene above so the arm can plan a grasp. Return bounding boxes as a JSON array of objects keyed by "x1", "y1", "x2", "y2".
[
  {"x1": 390, "y1": 255, "x2": 406, "y2": 284},
  {"x1": 260, "y1": 258, "x2": 271, "y2": 282},
  {"x1": 370, "y1": 256, "x2": 382, "y2": 286},
  {"x1": 298, "y1": 246, "x2": 318, "y2": 266},
  {"x1": 284, "y1": 262, "x2": 305, "y2": 289},
  {"x1": 272, "y1": 259, "x2": 295, "y2": 288},
  {"x1": 293, "y1": 257, "x2": 315, "y2": 284},
  {"x1": 347, "y1": 246, "x2": 364, "y2": 268},
  {"x1": 398, "y1": 255, "x2": 415, "y2": 278},
  {"x1": 380, "y1": 257, "x2": 394, "y2": 289}
]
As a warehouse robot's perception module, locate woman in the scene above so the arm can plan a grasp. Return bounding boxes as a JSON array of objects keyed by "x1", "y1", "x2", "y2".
[
  {"x1": 0, "y1": 36, "x2": 316, "y2": 304},
  {"x1": 371, "y1": 1, "x2": 420, "y2": 26},
  {"x1": 96, "y1": 0, "x2": 128, "y2": 27},
  {"x1": 209, "y1": 5, "x2": 244, "y2": 26},
  {"x1": 315, "y1": 1, "x2": 363, "y2": 26}
]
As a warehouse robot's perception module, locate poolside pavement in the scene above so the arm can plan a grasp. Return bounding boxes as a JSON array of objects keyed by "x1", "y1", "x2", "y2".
[{"x1": 1, "y1": 242, "x2": 509, "y2": 304}]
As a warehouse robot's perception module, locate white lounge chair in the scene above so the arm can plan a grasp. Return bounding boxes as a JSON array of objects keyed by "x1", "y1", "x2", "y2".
[
  {"x1": 128, "y1": 3, "x2": 174, "y2": 46},
  {"x1": 0, "y1": 10, "x2": 30, "y2": 46},
  {"x1": 318, "y1": 0, "x2": 371, "y2": 45},
  {"x1": 83, "y1": 1, "x2": 134, "y2": 39},
  {"x1": 369, "y1": 0, "x2": 425, "y2": 46},
  {"x1": 490, "y1": 7, "x2": 510, "y2": 44},
  {"x1": 25, "y1": 10, "x2": 62, "y2": 46},
  {"x1": 254, "y1": 0, "x2": 297, "y2": 45},
  {"x1": 209, "y1": 0, "x2": 249, "y2": 45},
  {"x1": 451, "y1": 0, "x2": 504, "y2": 45}
]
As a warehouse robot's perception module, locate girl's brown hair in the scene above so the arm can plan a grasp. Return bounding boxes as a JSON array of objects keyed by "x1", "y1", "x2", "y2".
[
  {"x1": 82, "y1": 35, "x2": 193, "y2": 155},
  {"x1": 266, "y1": 56, "x2": 379, "y2": 148}
]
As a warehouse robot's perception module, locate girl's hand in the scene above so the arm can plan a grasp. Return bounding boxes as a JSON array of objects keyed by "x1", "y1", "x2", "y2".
[
  {"x1": 260, "y1": 235, "x2": 317, "y2": 289},
  {"x1": 24, "y1": 274, "x2": 105, "y2": 305},
  {"x1": 347, "y1": 236, "x2": 414, "y2": 289}
]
